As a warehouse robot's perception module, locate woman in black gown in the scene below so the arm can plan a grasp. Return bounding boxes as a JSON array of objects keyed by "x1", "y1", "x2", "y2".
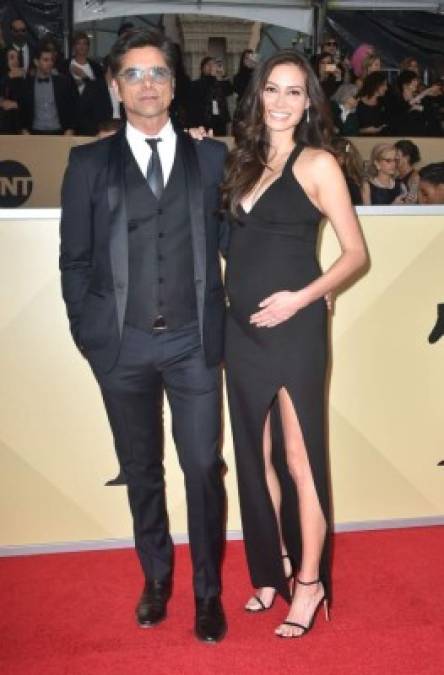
[{"x1": 222, "y1": 50, "x2": 367, "y2": 638}]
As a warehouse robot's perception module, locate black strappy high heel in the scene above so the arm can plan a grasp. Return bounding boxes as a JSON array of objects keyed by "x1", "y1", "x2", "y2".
[
  {"x1": 245, "y1": 554, "x2": 295, "y2": 613},
  {"x1": 276, "y1": 578, "x2": 330, "y2": 637}
]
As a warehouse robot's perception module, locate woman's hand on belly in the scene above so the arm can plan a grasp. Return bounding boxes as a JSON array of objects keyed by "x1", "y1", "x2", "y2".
[{"x1": 250, "y1": 289, "x2": 309, "y2": 328}]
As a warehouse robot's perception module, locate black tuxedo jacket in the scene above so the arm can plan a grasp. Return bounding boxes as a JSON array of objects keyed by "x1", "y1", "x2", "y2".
[
  {"x1": 60, "y1": 127, "x2": 229, "y2": 373},
  {"x1": 15, "y1": 74, "x2": 77, "y2": 131}
]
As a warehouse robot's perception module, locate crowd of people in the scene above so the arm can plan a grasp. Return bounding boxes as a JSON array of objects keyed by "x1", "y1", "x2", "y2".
[
  {"x1": 1, "y1": 19, "x2": 443, "y2": 204},
  {"x1": 1, "y1": 14, "x2": 441, "y2": 647},
  {"x1": 0, "y1": 18, "x2": 255, "y2": 137},
  {"x1": 331, "y1": 137, "x2": 444, "y2": 205}
]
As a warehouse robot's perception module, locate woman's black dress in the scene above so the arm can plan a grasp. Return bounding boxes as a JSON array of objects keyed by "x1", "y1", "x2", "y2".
[
  {"x1": 225, "y1": 143, "x2": 331, "y2": 602},
  {"x1": 369, "y1": 179, "x2": 404, "y2": 205},
  {"x1": 356, "y1": 100, "x2": 387, "y2": 133}
]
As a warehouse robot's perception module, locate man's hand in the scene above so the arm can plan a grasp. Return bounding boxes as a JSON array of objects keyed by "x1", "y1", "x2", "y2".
[{"x1": 187, "y1": 126, "x2": 213, "y2": 141}]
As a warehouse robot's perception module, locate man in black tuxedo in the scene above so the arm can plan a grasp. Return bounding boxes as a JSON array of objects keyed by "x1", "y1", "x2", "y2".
[
  {"x1": 14, "y1": 45, "x2": 77, "y2": 134},
  {"x1": 60, "y1": 29, "x2": 228, "y2": 642},
  {"x1": 61, "y1": 31, "x2": 112, "y2": 135},
  {"x1": 6, "y1": 17, "x2": 34, "y2": 75}
]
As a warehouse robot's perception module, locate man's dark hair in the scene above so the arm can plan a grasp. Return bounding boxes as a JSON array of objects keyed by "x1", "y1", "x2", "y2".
[
  {"x1": 108, "y1": 28, "x2": 176, "y2": 77},
  {"x1": 34, "y1": 44, "x2": 54, "y2": 60},
  {"x1": 394, "y1": 139, "x2": 421, "y2": 165},
  {"x1": 419, "y1": 162, "x2": 444, "y2": 186},
  {"x1": 72, "y1": 31, "x2": 90, "y2": 47},
  {"x1": 10, "y1": 18, "x2": 27, "y2": 29}
]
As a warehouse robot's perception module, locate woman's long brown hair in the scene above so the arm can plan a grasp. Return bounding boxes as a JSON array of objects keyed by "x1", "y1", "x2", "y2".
[{"x1": 222, "y1": 49, "x2": 333, "y2": 217}]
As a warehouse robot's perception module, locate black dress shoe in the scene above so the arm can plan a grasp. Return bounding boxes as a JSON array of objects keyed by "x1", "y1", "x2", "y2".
[
  {"x1": 136, "y1": 579, "x2": 171, "y2": 628},
  {"x1": 194, "y1": 596, "x2": 227, "y2": 643}
]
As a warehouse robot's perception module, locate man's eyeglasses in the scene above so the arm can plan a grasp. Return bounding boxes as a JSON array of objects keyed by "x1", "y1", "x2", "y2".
[
  {"x1": 324, "y1": 41, "x2": 337, "y2": 46},
  {"x1": 12, "y1": 27, "x2": 27, "y2": 34},
  {"x1": 117, "y1": 66, "x2": 172, "y2": 85}
]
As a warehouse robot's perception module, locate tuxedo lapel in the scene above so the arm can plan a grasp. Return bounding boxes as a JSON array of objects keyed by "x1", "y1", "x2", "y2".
[
  {"x1": 177, "y1": 132, "x2": 206, "y2": 339},
  {"x1": 107, "y1": 128, "x2": 128, "y2": 337}
]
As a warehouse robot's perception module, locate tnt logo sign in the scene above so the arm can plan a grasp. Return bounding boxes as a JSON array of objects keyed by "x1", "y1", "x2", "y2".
[{"x1": 0, "y1": 160, "x2": 33, "y2": 207}]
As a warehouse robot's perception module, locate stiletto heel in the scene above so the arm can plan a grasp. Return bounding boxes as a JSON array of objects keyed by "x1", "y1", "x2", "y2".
[
  {"x1": 276, "y1": 578, "x2": 329, "y2": 638},
  {"x1": 245, "y1": 553, "x2": 295, "y2": 613},
  {"x1": 282, "y1": 553, "x2": 295, "y2": 595},
  {"x1": 323, "y1": 598, "x2": 330, "y2": 622}
]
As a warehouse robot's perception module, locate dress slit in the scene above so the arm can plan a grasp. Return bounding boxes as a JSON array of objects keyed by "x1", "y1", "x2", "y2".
[{"x1": 274, "y1": 385, "x2": 331, "y2": 600}]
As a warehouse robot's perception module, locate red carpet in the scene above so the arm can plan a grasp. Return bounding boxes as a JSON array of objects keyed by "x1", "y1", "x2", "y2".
[{"x1": 1, "y1": 527, "x2": 444, "y2": 675}]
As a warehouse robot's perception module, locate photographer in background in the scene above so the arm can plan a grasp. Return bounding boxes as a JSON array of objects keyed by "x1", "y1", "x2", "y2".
[
  {"x1": 189, "y1": 56, "x2": 233, "y2": 136},
  {"x1": 313, "y1": 52, "x2": 341, "y2": 99}
]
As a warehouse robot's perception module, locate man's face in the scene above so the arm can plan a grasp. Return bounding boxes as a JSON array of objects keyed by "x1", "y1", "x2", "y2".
[
  {"x1": 35, "y1": 51, "x2": 54, "y2": 77},
  {"x1": 202, "y1": 59, "x2": 215, "y2": 76},
  {"x1": 114, "y1": 46, "x2": 174, "y2": 130},
  {"x1": 11, "y1": 19, "x2": 27, "y2": 45},
  {"x1": 322, "y1": 39, "x2": 337, "y2": 56},
  {"x1": 418, "y1": 180, "x2": 444, "y2": 204},
  {"x1": 74, "y1": 38, "x2": 89, "y2": 59}
]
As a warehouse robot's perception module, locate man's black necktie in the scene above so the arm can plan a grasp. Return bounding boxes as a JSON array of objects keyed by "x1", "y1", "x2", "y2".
[
  {"x1": 145, "y1": 138, "x2": 164, "y2": 200},
  {"x1": 17, "y1": 47, "x2": 24, "y2": 68}
]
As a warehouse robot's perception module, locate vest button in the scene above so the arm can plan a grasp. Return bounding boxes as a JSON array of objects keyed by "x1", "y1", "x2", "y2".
[
  {"x1": 158, "y1": 277, "x2": 164, "y2": 283},
  {"x1": 157, "y1": 208, "x2": 163, "y2": 215},
  {"x1": 158, "y1": 232, "x2": 164, "y2": 238}
]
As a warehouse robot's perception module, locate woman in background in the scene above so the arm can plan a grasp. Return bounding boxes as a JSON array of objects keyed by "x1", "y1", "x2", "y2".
[
  {"x1": 331, "y1": 136, "x2": 364, "y2": 205},
  {"x1": 356, "y1": 71, "x2": 389, "y2": 135},
  {"x1": 363, "y1": 143, "x2": 406, "y2": 205}
]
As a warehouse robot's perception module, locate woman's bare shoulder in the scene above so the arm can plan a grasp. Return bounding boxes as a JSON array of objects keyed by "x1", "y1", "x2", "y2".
[{"x1": 295, "y1": 147, "x2": 339, "y2": 179}]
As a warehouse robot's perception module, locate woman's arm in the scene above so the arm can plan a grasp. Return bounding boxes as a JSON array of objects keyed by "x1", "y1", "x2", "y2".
[
  {"x1": 362, "y1": 180, "x2": 371, "y2": 205},
  {"x1": 251, "y1": 151, "x2": 368, "y2": 328}
]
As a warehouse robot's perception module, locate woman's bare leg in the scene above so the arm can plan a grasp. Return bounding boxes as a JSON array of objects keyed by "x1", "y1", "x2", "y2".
[{"x1": 274, "y1": 388, "x2": 327, "y2": 637}]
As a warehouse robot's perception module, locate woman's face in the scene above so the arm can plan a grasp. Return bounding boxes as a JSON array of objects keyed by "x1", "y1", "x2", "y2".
[
  {"x1": 375, "y1": 149, "x2": 397, "y2": 177},
  {"x1": 262, "y1": 63, "x2": 309, "y2": 133},
  {"x1": 344, "y1": 95, "x2": 358, "y2": 110},
  {"x1": 395, "y1": 149, "x2": 410, "y2": 173},
  {"x1": 376, "y1": 80, "x2": 388, "y2": 97},
  {"x1": 367, "y1": 57, "x2": 381, "y2": 74},
  {"x1": 406, "y1": 59, "x2": 420, "y2": 75},
  {"x1": 403, "y1": 78, "x2": 419, "y2": 99}
]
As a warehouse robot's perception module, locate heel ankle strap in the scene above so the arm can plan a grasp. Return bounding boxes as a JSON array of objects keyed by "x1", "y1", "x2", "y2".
[{"x1": 297, "y1": 578, "x2": 320, "y2": 586}]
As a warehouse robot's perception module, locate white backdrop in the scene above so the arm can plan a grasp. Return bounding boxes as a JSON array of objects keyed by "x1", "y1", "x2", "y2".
[{"x1": 74, "y1": 0, "x2": 314, "y2": 33}]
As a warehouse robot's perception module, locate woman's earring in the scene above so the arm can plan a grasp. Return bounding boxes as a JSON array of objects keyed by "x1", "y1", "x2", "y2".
[{"x1": 306, "y1": 107, "x2": 310, "y2": 123}]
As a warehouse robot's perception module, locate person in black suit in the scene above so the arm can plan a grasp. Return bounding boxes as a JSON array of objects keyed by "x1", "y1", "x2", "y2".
[
  {"x1": 5, "y1": 17, "x2": 34, "y2": 75},
  {"x1": 14, "y1": 45, "x2": 77, "y2": 134},
  {"x1": 60, "y1": 28, "x2": 228, "y2": 643},
  {"x1": 62, "y1": 31, "x2": 112, "y2": 135}
]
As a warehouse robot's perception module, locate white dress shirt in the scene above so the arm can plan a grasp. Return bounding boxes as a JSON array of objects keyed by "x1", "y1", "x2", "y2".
[
  {"x1": 126, "y1": 118, "x2": 177, "y2": 186},
  {"x1": 13, "y1": 42, "x2": 30, "y2": 73},
  {"x1": 108, "y1": 85, "x2": 121, "y2": 119}
]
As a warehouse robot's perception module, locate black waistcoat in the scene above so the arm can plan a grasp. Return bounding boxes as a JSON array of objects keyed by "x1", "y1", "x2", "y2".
[{"x1": 124, "y1": 139, "x2": 197, "y2": 331}]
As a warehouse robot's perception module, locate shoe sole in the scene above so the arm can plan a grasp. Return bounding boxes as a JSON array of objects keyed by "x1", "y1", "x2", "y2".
[
  {"x1": 136, "y1": 614, "x2": 167, "y2": 628},
  {"x1": 194, "y1": 625, "x2": 227, "y2": 643}
]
